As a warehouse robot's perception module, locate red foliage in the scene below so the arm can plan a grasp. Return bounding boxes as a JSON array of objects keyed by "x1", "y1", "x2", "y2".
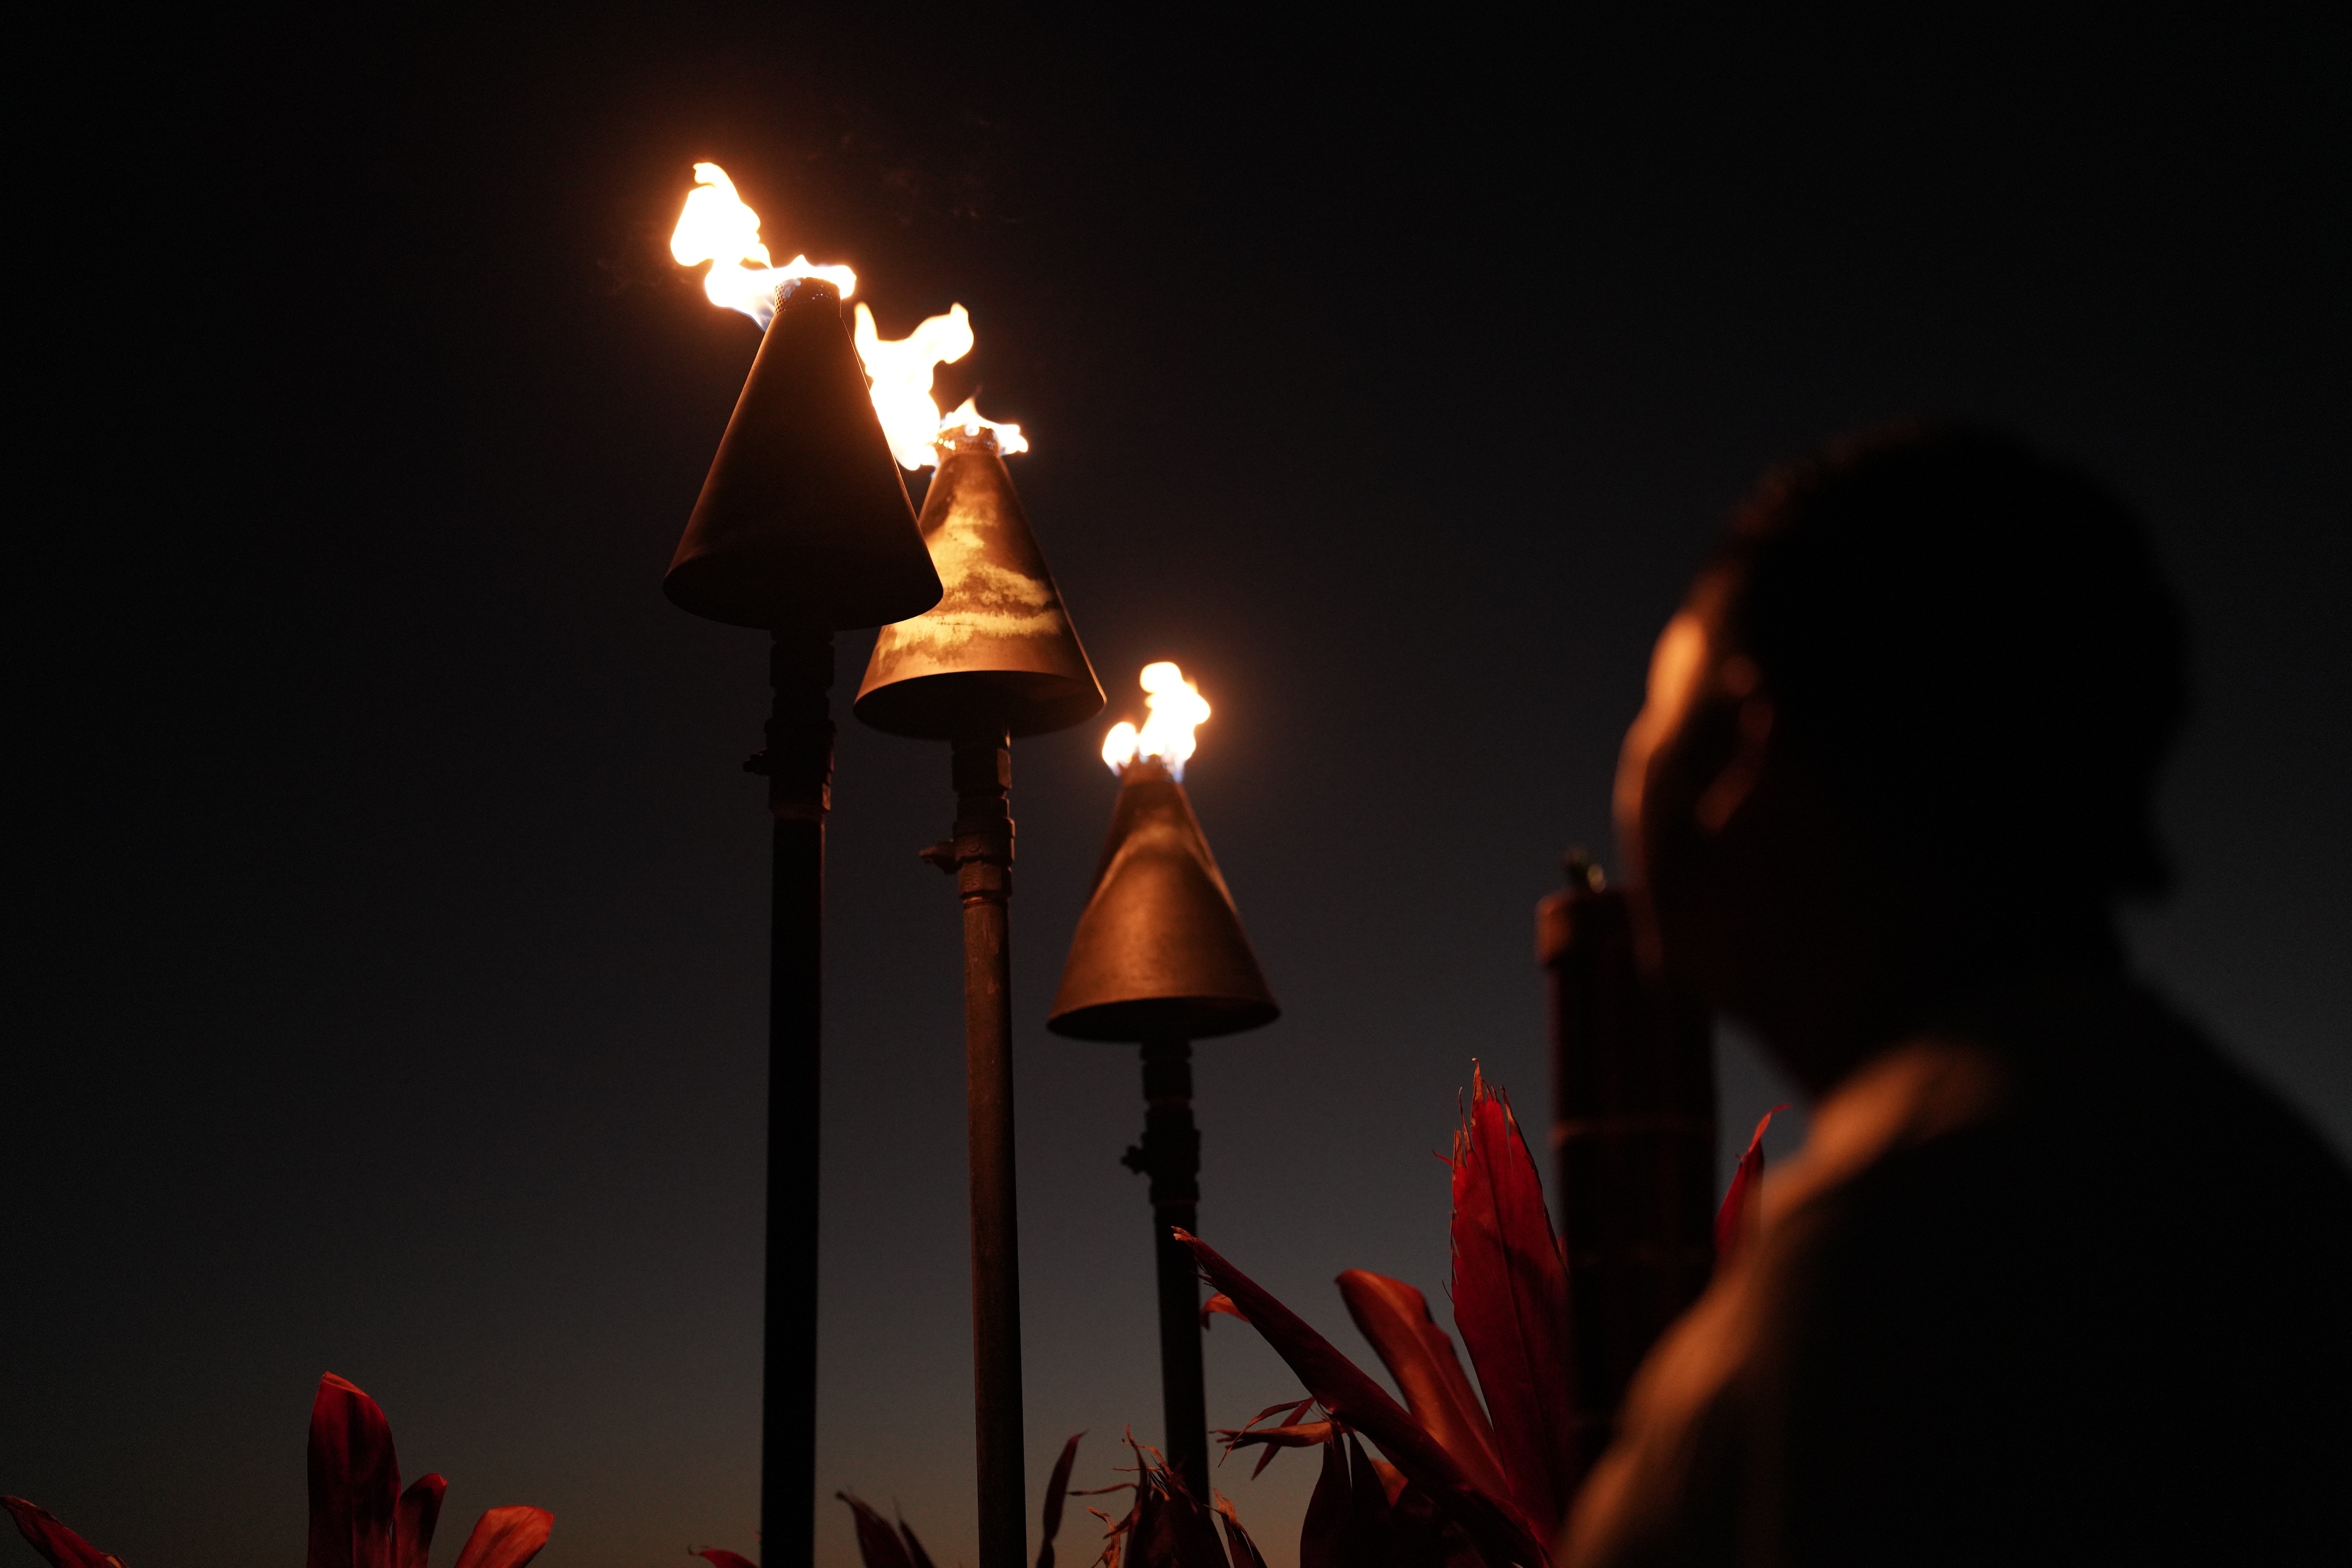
[
  {"x1": 837, "y1": 1493, "x2": 938, "y2": 1568},
  {"x1": 1180, "y1": 1230, "x2": 1546, "y2": 1564},
  {"x1": 305, "y1": 1373, "x2": 550, "y2": 1568},
  {"x1": 1084, "y1": 1435, "x2": 1259, "y2": 1568},
  {"x1": 2, "y1": 1497, "x2": 123, "y2": 1568},
  {"x1": 1715, "y1": 1106, "x2": 1785, "y2": 1267},
  {"x1": 1336, "y1": 1271, "x2": 1510, "y2": 1506},
  {"x1": 833, "y1": 1431, "x2": 1086, "y2": 1568},
  {"x1": 1036, "y1": 1430, "x2": 1085, "y2": 1568},
  {"x1": 1448, "y1": 1068, "x2": 1579, "y2": 1539},
  {"x1": 6, "y1": 1374, "x2": 546, "y2": 1568},
  {"x1": 1185, "y1": 1065, "x2": 1788, "y2": 1563}
]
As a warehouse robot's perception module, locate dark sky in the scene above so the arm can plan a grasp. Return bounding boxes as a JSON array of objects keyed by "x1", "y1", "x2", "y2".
[{"x1": 13, "y1": 9, "x2": 2347, "y2": 1567}]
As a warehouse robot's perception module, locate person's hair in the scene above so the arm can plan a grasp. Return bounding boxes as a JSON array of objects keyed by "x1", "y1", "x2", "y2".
[{"x1": 1707, "y1": 423, "x2": 2189, "y2": 900}]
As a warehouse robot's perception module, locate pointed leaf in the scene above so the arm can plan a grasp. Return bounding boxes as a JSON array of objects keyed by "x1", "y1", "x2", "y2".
[
  {"x1": 394, "y1": 1474, "x2": 446, "y2": 1568},
  {"x1": 1715, "y1": 1106, "x2": 1785, "y2": 1266},
  {"x1": 1448, "y1": 1069, "x2": 1577, "y2": 1539},
  {"x1": 1217, "y1": 1419, "x2": 1335, "y2": 1449},
  {"x1": 1337, "y1": 1270, "x2": 1511, "y2": 1506},
  {"x1": 1200, "y1": 1294, "x2": 1245, "y2": 1330},
  {"x1": 1177, "y1": 1230, "x2": 1546, "y2": 1564},
  {"x1": 1212, "y1": 1495, "x2": 1270, "y2": 1568},
  {"x1": 1345, "y1": 1434, "x2": 1401, "y2": 1565},
  {"x1": 1119, "y1": 1435, "x2": 1227, "y2": 1568},
  {"x1": 449, "y1": 1506, "x2": 552, "y2": 1568},
  {"x1": 1297, "y1": 1435, "x2": 1353, "y2": 1568},
  {"x1": 837, "y1": 1494, "x2": 916, "y2": 1568},
  {"x1": 1214, "y1": 1418, "x2": 1336, "y2": 1479},
  {"x1": 3, "y1": 1498, "x2": 121, "y2": 1568},
  {"x1": 1036, "y1": 1430, "x2": 1084, "y2": 1568},
  {"x1": 308, "y1": 1373, "x2": 401, "y2": 1568},
  {"x1": 898, "y1": 1518, "x2": 938, "y2": 1568}
]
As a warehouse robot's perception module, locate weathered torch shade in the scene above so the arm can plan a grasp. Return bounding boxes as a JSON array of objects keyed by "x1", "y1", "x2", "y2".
[
  {"x1": 1047, "y1": 758, "x2": 1279, "y2": 1041},
  {"x1": 853, "y1": 428, "x2": 1104, "y2": 739},
  {"x1": 666, "y1": 280, "x2": 942, "y2": 630}
]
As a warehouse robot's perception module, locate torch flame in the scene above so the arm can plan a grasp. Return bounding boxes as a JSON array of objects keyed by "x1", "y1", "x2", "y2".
[
  {"x1": 854, "y1": 303, "x2": 972, "y2": 469},
  {"x1": 673, "y1": 163, "x2": 1030, "y2": 470},
  {"x1": 942, "y1": 396, "x2": 1029, "y2": 458},
  {"x1": 1101, "y1": 662, "x2": 1210, "y2": 780},
  {"x1": 853, "y1": 307, "x2": 1031, "y2": 470},
  {"x1": 669, "y1": 162, "x2": 856, "y2": 327}
]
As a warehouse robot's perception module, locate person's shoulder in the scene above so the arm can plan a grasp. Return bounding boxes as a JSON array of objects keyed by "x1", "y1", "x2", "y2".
[
  {"x1": 1772, "y1": 983, "x2": 2352, "y2": 1233},
  {"x1": 2095, "y1": 988, "x2": 2352, "y2": 1195}
]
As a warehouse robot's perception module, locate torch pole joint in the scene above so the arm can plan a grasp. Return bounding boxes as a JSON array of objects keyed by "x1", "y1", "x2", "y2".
[
  {"x1": 755, "y1": 631, "x2": 837, "y2": 823},
  {"x1": 945, "y1": 733, "x2": 1015, "y2": 903},
  {"x1": 1128, "y1": 1035, "x2": 1209, "y2": 1496}
]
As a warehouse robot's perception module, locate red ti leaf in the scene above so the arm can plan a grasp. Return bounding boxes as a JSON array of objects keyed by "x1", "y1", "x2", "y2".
[
  {"x1": 1114, "y1": 1434, "x2": 1228, "y2": 1568},
  {"x1": 449, "y1": 1505, "x2": 552, "y2": 1568},
  {"x1": 1345, "y1": 1434, "x2": 1400, "y2": 1561},
  {"x1": 308, "y1": 1373, "x2": 401, "y2": 1568},
  {"x1": 1200, "y1": 1294, "x2": 1247, "y2": 1330},
  {"x1": 898, "y1": 1517, "x2": 939, "y2": 1568},
  {"x1": 1297, "y1": 1434, "x2": 1354, "y2": 1568},
  {"x1": 3, "y1": 1497, "x2": 122, "y2": 1568},
  {"x1": 1177, "y1": 1230, "x2": 1546, "y2": 1564},
  {"x1": 1715, "y1": 1106, "x2": 1785, "y2": 1267},
  {"x1": 393, "y1": 1474, "x2": 446, "y2": 1568},
  {"x1": 1212, "y1": 1495, "x2": 1270, "y2": 1568},
  {"x1": 1336, "y1": 1269, "x2": 1511, "y2": 1507},
  {"x1": 837, "y1": 1495, "x2": 916, "y2": 1568},
  {"x1": 1216, "y1": 1419, "x2": 1336, "y2": 1481},
  {"x1": 1036, "y1": 1430, "x2": 1084, "y2": 1568},
  {"x1": 1448, "y1": 1067, "x2": 1578, "y2": 1540}
]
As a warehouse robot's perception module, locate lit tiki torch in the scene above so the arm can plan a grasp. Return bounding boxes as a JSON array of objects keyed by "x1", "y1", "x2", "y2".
[
  {"x1": 1046, "y1": 665, "x2": 1277, "y2": 1496},
  {"x1": 664, "y1": 165, "x2": 942, "y2": 1567},
  {"x1": 850, "y1": 328, "x2": 1101, "y2": 1567},
  {"x1": 1538, "y1": 853, "x2": 1716, "y2": 1477}
]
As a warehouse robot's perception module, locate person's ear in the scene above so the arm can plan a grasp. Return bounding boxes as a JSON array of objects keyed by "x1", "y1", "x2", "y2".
[{"x1": 1696, "y1": 657, "x2": 1774, "y2": 833}]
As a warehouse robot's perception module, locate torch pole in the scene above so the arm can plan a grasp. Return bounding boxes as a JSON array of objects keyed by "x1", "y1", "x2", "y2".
[
  {"x1": 1123, "y1": 1033, "x2": 1208, "y2": 1494},
  {"x1": 753, "y1": 629, "x2": 836, "y2": 1567},
  {"x1": 1541, "y1": 852, "x2": 1716, "y2": 1482},
  {"x1": 937, "y1": 732, "x2": 1028, "y2": 1568}
]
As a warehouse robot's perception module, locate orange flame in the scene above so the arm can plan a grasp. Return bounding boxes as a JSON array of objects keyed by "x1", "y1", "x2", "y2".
[
  {"x1": 672, "y1": 163, "x2": 1030, "y2": 470},
  {"x1": 1101, "y1": 663, "x2": 1210, "y2": 779},
  {"x1": 853, "y1": 306, "x2": 1029, "y2": 470},
  {"x1": 669, "y1": 163, "x2": 855, "y2": 327}
]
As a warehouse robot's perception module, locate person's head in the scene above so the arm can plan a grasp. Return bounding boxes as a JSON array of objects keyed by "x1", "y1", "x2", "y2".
[{"x1": 1615, "y1": 423, "x2": 2189, "y2": 1086}]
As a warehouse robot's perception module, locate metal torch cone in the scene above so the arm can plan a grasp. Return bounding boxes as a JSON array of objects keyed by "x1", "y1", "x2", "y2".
[
  {"x1": 664, "y1": 279, "x2": 942, "y2": 1568},
  {"x1": 852, "y1": 425, "x2": 1101, "y2": 1568},
  {"x1": 667, "y1": 279, "x2": 941, "y2": 630},
  {"x1": 1047, "y1": 755, "x2": 1278, "y2": 1497},
  {"x1": 855, "y1": 427, "x2": 1103, "y2": 738}
]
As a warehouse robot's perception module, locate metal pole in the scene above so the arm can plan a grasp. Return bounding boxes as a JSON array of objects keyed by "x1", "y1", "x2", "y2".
[
  {"x1": 935, "y1": 731, "x2": 1028, "y2": 1568},
  {"x1": 755, "y1": 629, "x2": 835, "y2": 1567},
  {"x1": 1123, "y1": 1033, "x2": 1207, "y2": 1494}
]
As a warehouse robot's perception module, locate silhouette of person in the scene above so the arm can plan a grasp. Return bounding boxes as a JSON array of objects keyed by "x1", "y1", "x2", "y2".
[{"x1": 1564, "y1": 425, "x2": 2352, "y2": 1565}]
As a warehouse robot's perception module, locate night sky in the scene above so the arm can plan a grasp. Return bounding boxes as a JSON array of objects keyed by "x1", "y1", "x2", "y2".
[{"x1": 13, "y1": 10, "x2": 2348, "y2": 1567}]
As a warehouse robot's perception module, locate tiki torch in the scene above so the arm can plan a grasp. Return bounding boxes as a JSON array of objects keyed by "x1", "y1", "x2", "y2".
[
  {"x1": 1046, "y1": 666, "x2": 1278, "y2": 1496},
  {"x1": 1538, "y1": 852, "x2": 1715, "y2": 1476},
  {"x1": 663, "y1": 165, "x2": 942, "y2": 1567},
  {"x1": 854, "y1": 378, "x2": 1102, "y2": 1568}
]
